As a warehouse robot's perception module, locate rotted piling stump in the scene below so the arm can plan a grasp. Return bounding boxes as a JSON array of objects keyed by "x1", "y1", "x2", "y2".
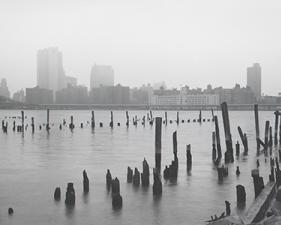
[
  {"x1": 111, "y1": 177, "x2": 122, "y2": 209},
  {"x1": 127, "y1": 167, "x2": 133, "y2": 183},
  {"x1": 83, "y1": 170, "x2": 89, "y2": 193},
  {"x1": 186, "y1": 144, "x2": 192, "y2": 171},
  {"x1": 251, "y1": 169, "x2": 264, "y2": 198},
  {"x1": 141, "y1": 158, "x2": 150, "y2": 187},
  {"x1": 65, "y1": 183, "x2": 75, "y2": 206},
  {"x1": 106, "y1": 169, "x2": 112, "y2": 190},
  {"x1": 54, "y1": 187, "x2": 61, "y2": 201},
  {"x1": 133, "y1": 168, "x2": 140, "y2": 187},
  {"x1": 236, "y1": 185, "x2": 246, "y2": 205}
]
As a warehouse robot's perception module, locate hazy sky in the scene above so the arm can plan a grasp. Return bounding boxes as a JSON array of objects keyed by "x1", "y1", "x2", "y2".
[{"x1": 1, "y1": 0, "x2": 281, "y2": 95}]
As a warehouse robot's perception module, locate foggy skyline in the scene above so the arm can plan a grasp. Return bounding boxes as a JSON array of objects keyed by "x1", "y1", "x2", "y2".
[{"x1": 1, "y1": 0, "x2": 281, "y2": 95}]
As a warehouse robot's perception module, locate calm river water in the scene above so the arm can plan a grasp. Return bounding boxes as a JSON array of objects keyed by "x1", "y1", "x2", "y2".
[{"x1": 0, "y1": 110, "x2": 278, "y2": 225}]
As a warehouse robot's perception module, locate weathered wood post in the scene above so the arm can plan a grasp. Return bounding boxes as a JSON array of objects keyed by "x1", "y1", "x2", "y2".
[
  {"x1": 127, "y1": 167, "x2": 133, "y2": 183},
  {"x1": 46, "y1": 109, "x2": 50, "y2": 130},
  {"x1": 54, "y1": 187, "x2": 61, "y2": 201},
  {"x1": 65, "y1": 183, "x2": 75, "y2": 206},
  {"x1": 126, "y1": 111, "x2": 129, "y2": 127},
  {"x1": 21, "y1": 111, "x2": 24, "y2": 132},
  {"x1": 69, "y1": 116, "x2": 74, "y2": 130},
  {"x1": 274, "y1": 111, "x2": 279, "y2": 145},
  {"x1": 214, "y1": 116, "x2": 222, "y2": 160},
  {"x1": 254, "y1": 104, "x2": 260, "y2": 152},
  {"x1": 91, "y1": 111, "x2": 95, "y2": 129},
  {"x1": 110, "y1": 111, "x2": 113, "y2": 128},
  {"x1": 133, "y1": 168, "x2": 140, "y2": 187},
  {"x1": 106, "y1": 169, "x2": 112, "y2": 191},
  {"x1": 165, "y1": 112, "x2": 167, "y2": 125},
  {"x1": 279, "y1": 116, "x2": 281, "y2": 145},
  {"x1": 176, "y1": 112, "x2": 179, "y2": 125},
  {"x1": 251, "y1": 169, "x2": 264, "y2": 198},
  {"x1": 149, "y1": 110, "x2": 153, "y2": 125},
  {"x1": 112, "y1": 177, "x2": 122, "y2": 209},
  {"x1": 199, "y1": 110, "x2": 202, "y2": 123},
  {"x1": 236, "y1": 141, "x2": 240, "y2": 156},
  {"x1": 269, "y1": 126, "x2": 273, "y2": 148},
  {"x1": 155, "y1": 117, "x2": 162, "y2": 174},
  {"x1": 173, "y1": 131, "x2": 178, "y2": 167},
  {"x1": 212, "y1": 132, "x2": 216, "y2": 161},
  {"x1": 83, "y1": 170, "x2": 89, "y2": 193},
  {"x1": 264, "y1": 121, "x2": 270, "y2": 153},
  {"x1": 141, "y1": 158, "x2": 150, "y2": 187},
  {"x1": 186, "y1": 144, "x2": 192, "y2": 171},
  {"x1": 236, "y1": 185, "x2": 246, "y2": 205},
  {"x1": 221, "y1": 102, "x2": 233, "y2": 163},
  {"x1": 238, "y1": 126, "x2": 248, "y2": 155},
  {"x1": 31, "y1": 117, "x2": 35, "y2": 133}
]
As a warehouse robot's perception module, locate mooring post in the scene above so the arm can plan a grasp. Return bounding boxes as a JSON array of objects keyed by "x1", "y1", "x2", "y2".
[
  {"x1": 31, "y1": 117, "x2": 34, "y2": 133},
  {"x1": 155, "y1": 117, "x2": 162, "y2": 174},
  {"x1": 110, "y1": 111, "x2": 113, "y2": 128},
  {"x1": 91, "y1": 111, "x2": 95, "y2": 129},
  {"x1": 254, "y1": 104, "x2": 260, "y2": 152},
  {"x1": 274, "y1": 111, "x2": 279, "y2": 145},
  {"x1": 214, "y1": 116, "x2": 222, "y2": 160},
  {"x1": 221, "y1": 102, "x2": 233, "y2": 163}
]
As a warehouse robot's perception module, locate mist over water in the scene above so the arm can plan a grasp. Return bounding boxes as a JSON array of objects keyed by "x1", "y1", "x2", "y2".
[{"x1": 0, "y1": 110, "x2": 276, "y2": 225}]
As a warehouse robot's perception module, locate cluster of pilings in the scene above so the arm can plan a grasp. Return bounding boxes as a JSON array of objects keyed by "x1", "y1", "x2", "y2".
[
  {"x1": 127, "y1": 158, "x2": 150, "y2": 188},
  {"x1": 106, "y1": 169, "x2": 123, "y2": 209}
]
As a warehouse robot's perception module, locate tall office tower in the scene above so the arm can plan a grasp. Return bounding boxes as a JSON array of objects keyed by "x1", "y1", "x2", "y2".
[
  {"x1": 247, "y1": 63, "x2": 261, "y2": 98},
  {"x1": 90, "y1": 65, "x2": 114, "y2": 89},
  {"x1": 0, "y1": 78, "x2": 10, "y2": 98},
  {"x1": 37, "y1": 47, "x2": 66, "y2": 99}
]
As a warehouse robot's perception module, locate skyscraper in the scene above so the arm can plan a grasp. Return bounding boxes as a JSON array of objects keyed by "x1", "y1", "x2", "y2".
[
  {"x1": 37, "y1": 47, "x2": 66, "y2": 99},
  {"x1": 247, "y1": 63, "x2": 261, "y2": 98},
  {"x1": 90, "y1": 65, "x2": 114, "y2": 90},
  {"x1": 0, "y1": 78, "x2": 10, "y2": 98}
]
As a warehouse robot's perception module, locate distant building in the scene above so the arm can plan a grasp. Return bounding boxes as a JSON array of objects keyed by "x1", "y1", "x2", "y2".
[
  {"x1": 89, "y1": 84, "x2": 130, "y2": 104},
  {"x1": 0, "y1": 78, "x2": 10, "y2": 98},
  {"x1": 56, "y1": 85, "x2": 88, "y2": 104},
  {"x1": 37, "y1": 47, "x2": 66, "y2": 99},
  {"x1": 90, "y1": 65, "x2": 114, "y2": 89},
  {"x1": 181, "y1": 94, "x2": 219, "y2": 105},
  {"x1": 247, "y1": 63, "x2": 261, "y2": 99},
  {"x1": 13, "y1": 89, "x2": 25, "y2": 102},
  {"x1": 65, "y1": 76, "x2": 77, "y2": 87},
  {"x1": 26, "y1": 86, "x2": 53, "y2": 104},
  {"x1": 150, "y1": 88, "x2": 181, "y2": 105},
  {"x1": 231, "y1": 84, "x2": 256, "y2": 104}
]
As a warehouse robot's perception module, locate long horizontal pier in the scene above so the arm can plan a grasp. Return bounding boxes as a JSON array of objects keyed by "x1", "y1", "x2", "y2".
[{"x1": 1, "y1": 103, "x2": 281, "y2": 111}]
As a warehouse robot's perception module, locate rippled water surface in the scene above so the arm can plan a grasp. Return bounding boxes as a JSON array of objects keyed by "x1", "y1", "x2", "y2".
[{"x1": 0, "y1": 110, "x2": 278, "y2": 225}]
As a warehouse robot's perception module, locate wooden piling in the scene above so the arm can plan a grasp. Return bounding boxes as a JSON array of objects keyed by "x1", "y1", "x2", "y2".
[
  {"x1": 69, "y1": 116, "x2": 74, "y2": 130},
  {"x1": 106, "y1": 169, "x2": 112, "y2": 190},
  {"x1": 176, "y1": 112, "x2": 179, "y2": 125},
  {"x1": 212, "y1": 132, "x2": 216, "y2": 161},
  {"x1": 155, "y1": 117, "x2": 162, "y2": 174},
  {"x1": 21, "y1": 111, "x2": 24, "y2": 132},
  {"x1": 126, "y1": 111, "x2": 129, "y2": 127},
  {"x1": 264, "y1": 121, "x2": 270, "y2": 152},
  {"x1": 83, "y1": 170, "x2": 89, "y2": 193},
  {"x1": 165, "y1": 112, "x2": 167, "y2": 125},
  {"x1": 254, "y1": 104, "x2": 260, "y2": 152},
  {"x1": 274, "y1": 111, "x2": 279, "y2": 145},
  {"x1": 127, "y1": 167, "x2": 133, "y2": 183},
  {"x1": 91, "y1": 111, "x2": 95, "y2": 129},
  {"x1": 31, "y1": 117, "x2": 34, "y2": 133},
  {"x1": 214, "y1": 116, "x2": 222, "y2": 160},
  {"x1": 221, "y1": 102, "x2": 233, "y2": 163},
  {"x1": 141, "y1": 158, "x2": 150, "y2": 187},
  {"x1": 236, "y1": 141, "x2": 240, "y2": 156},
  {"x1": 110, "y1": 111, "x2": 113, "y2": 128},
  {"x1": 152, "y1": 168, "x2": 162, "y2": 196},
  {"x1": 65, "y1": 183, "x2": 75, "y2": 206},
  {"x1": 251, "y1": 169, "x2": 264, "y2": 198},
  {"x1": 46, "y1": 109, "x2": 50, "y2": 130},
  {"x1": 236, "y1": 185, "x2": 246, "y2": 205},
  {"x1": 186, "y1": 144, "x2": 192, "y2": 171}
]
